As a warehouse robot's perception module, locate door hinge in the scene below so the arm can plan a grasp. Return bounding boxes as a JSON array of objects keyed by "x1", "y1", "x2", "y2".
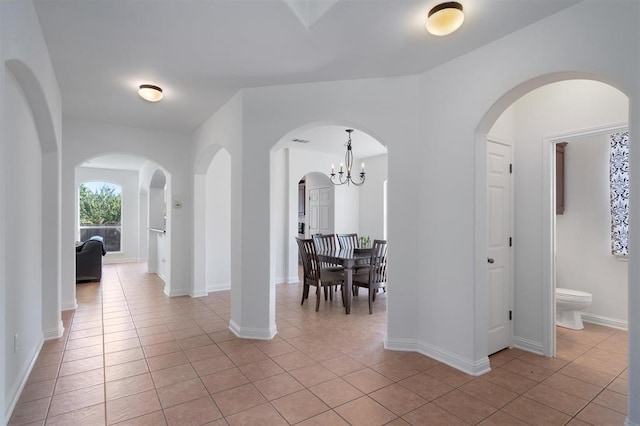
[
  {"x1": 509, "y1": 163, "x2": 513, "y2": 174},
  {"x1": 509, "y1": 310, "x2": 512, "y2": 321},
  {"x1": 509, "y1": 237, "x2": 512, "y2": 247}
]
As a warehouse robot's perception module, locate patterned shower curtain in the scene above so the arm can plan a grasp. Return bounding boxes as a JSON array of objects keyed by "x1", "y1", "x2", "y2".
[{"x1": 610, "y1": 131, "x2": 629, "y2": 256}]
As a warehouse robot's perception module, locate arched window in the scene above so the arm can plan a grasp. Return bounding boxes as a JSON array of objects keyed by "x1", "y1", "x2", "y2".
[{"x1": 79, "y1": 182, "x2": 122, "y2": 251}]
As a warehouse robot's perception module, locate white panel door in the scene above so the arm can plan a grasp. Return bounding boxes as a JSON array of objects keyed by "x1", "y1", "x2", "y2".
[
  {"x1": 487, "y1": 140, "x2": 512, "y2": 355},
  {"x1": 308, "y1": 189, "x2": 320, "y2": 236},
  {"x1": 319, "y1": 187, "x2": 332, "y2": 234}
]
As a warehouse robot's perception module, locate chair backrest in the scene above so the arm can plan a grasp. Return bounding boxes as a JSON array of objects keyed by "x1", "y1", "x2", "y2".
[
  {"x1": 312, "y1": 234, "x2": 338, "y2": 269},
  {"x1": 368, "y1": 239, "x2": 388, "y2": 285},
  {"x1": 337, "y1": 233, "x2": 359, "y2": 250},
  {"x1": 312, "y1": 234, "x2": 337, "y2": 252},
  {"x1": 296, "y1": 238, "x2": 320, "y2": 284}
]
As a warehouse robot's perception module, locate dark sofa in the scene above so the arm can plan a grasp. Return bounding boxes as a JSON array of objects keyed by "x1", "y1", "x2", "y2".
[{"x1": 76, "y1": 236, "x2": 106, "y2": 282}]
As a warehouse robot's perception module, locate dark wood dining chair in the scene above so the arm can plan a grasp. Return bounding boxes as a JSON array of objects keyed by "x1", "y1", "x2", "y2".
[
  {"x1": 337, "y1": 233, "x2": 368, "y2": 295},
  {"x1": 337, "y1": 233, "x2": 359, "y2": 250},
  {"x1": 296, "y1": 238, "x2": 344, "y2": 311},
  {"x1": 353, "y1": 239, "x2": 388, "y2": 314},
  {"x1": 312, "y1": 234, "x2": 344, "y2": 297}
]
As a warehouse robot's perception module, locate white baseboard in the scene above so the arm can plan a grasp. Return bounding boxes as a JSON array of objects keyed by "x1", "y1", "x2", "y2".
[
  {"x1": 62, "y1": 300, "x2": 78, "y2": 311},
  {"x1": 190, "y1": 290, "x2": 208, "y2": 298},
  {"x1": 103, "y1": 257, "x2": 138, "y2": 264},
  {"x1": 581, "y1": 313, "x2": 628, "y2": 331},
  {"x1": 513, "y1": 337, "x2": 544, "y2": 355},
  {"x1": 43, "y1": 320, "x2": 64, "y2": 340},
  {"x1": 6, "y1": 338, "x2": 44, "y2": 426},
  {"x1": 624, "y1": 418, "x2": 639, "y2": 426},
  {"x1": 207, "y1": 283, "x2": 231, "y2": 292},
  {"x1": 165, "y1": 288, "x2": 189, "y2": 297},
  {"x1": 229, "y1": 320, "x2": 277, "y2": 340},
  {"x1": 276, "y1": 276, "x2": 299, "y2": 284},
  {"x1": 385, "y1": 337, "x2": 491, "y2": 376}
]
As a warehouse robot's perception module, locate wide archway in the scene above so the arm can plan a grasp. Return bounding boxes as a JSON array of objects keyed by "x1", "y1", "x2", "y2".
[
  {"x1": 72, "y1": 153, "x2": 174, "y2": 299},
  {"x1": 475, "y1": 76, "x2": 631, "y2": 361},
  {"x1": 271, "y1": 123, "x2": 388, "y2": 325}
]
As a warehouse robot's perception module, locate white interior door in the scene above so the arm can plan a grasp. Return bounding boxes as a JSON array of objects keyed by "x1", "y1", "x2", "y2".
[
  {"x1": 319, "y1": 187, "x2": 332, "y2": 234},
  {"x1": 308, "y1": 187, "x2": 333, "y2": 236},
  {"x1": 308, "y1": 189, "x2": 319, "y2": 236},
  {"x1": 487, "y1": 140, "x2": 513, "y2": 355}
]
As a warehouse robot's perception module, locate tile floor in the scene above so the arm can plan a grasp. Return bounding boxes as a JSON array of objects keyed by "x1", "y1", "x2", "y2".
[{"x1": 9, "y1": 263, "x2": 629, "y2": 425}]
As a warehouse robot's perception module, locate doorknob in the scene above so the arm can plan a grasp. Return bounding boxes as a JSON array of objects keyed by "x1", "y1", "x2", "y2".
[{"x1": 487, "y1": 258, "x2": 495, "y2": 264}]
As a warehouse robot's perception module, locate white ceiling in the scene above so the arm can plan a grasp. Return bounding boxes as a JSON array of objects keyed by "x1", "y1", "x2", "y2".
[
  {"x1": 33, "y1": 0, "x2": 579, "y2": 135},
  {"x1": 81, "y1": 154, "x2": 150, "y2": 171},
  {"x1": 286, "y1": 125, "x2": 387, "y2": 159}
]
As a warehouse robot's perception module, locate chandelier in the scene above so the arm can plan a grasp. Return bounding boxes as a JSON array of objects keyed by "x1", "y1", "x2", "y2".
[{"x1": 330, "y1": 129, "x2": 365, "y2": 186}]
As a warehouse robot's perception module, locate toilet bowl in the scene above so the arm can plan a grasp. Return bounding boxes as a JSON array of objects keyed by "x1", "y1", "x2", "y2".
[{"x1": 556, "y1": 287, "x2": 592, "y2": 330}]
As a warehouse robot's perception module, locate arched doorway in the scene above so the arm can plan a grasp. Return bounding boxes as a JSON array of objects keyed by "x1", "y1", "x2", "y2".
[
  {"x1": 476, "y1": 76, "x2": 630, "y2": 359},
  {"x1": 3, "y1": 59, "x2": 61, "y2": 419},
  {"x1": 73, "y1": 154, "x2": 173, "y2": 296},
  {"x1": 193, "y1": 145, "x2": 231, "y2": 297},
  {"x1": 271, "y1": 123, "x2": 388, "y2": 319}
]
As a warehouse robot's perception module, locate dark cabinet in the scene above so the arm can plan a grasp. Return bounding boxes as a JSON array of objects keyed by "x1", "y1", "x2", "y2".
[
  {"x1": 556, "y1": 142, "x2": 568, "y2": 214},
  {"x1": 298, "y1": 183, "x2": 305, "y2": 215}
]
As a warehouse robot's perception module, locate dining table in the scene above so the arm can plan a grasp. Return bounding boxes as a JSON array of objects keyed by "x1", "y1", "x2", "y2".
[{"x1": 316, "y1": 247, "x2": 371, "y2": 314}]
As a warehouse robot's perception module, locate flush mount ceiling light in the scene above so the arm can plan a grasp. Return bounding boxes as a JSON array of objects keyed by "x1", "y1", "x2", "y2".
[
  {"x1": 138, "y1": 84, "x2": 163, "y2": 102},
  {"x1": 426, "y1": 2, "x2": 464, "y2": 36}
]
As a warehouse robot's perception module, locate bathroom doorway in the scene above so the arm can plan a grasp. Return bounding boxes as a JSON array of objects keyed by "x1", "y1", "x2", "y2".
[{"x1": 549, "y1": 126, "x2": 629, "y2": 354}]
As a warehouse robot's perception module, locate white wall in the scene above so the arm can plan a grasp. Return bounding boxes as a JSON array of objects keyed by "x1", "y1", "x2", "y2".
[
  {"x1": 510, "y1": 80, "x2": 628, "y2": 346},
  {"x1": 62, "y1": 117, "x2": 190, "y2": 303},
  {"x1": 212, "y1": 1, "x2": 640, "y2": 390},
  {"x1": 1, "y1": 1, "x2": 62, "y2": 422},
  {"x1": 272, "y1": 148, "x2": 290, "y2": 283},
  {"x1": 205, "y1": 149, "x2": 231, "y2": 291},
  {"x1": 191, "y1": 93, "x2": 245, "y2": 324},
  {"x1": 556, "y1": 133, "x2": 628, "y2": 327},
  {"x1": 358, "y1": 153, "x2": 387, "y2": 241},
  {"x1": 4, "y1": 66, "x2": 44, "y2": 421},
  {"x1": 244, "y1": 75, "x2": 423, "y2": 347},
  {"x1": 488, "y1": 104, "x2": 516, "y2": 144},
  {"x1": 76, "y1": 167, "x2": 141, "y2": 263}
]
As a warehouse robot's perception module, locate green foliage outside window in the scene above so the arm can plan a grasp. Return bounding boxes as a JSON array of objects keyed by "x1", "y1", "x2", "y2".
[{"x1": 79, "y1": 183, "x2": 122, "y2": 225}]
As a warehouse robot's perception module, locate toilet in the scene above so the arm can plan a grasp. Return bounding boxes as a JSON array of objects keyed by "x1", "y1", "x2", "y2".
[{"x1": 555, "y1": 287, "x2": 593, "y2": 330}]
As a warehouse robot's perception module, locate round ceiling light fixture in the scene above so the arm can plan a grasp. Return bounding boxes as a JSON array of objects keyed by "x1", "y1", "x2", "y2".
[
  {"x1": 138, "y1": 84, "x2": 163, "y2": 102},
  {"x1": 426, "y1": 2, "x2": 464, "y2": 36}
]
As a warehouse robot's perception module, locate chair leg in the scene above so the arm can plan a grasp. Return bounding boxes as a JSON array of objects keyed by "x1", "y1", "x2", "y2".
[
  {"x1": 368, "y1": 288, "x2": 374, "y2": 314},
  {"x1": 301, "y1": 284, "x2": 308, "y2": 305},
  {"x1": 315, "y1": 286, "x2": 321, "y2": 311},
  {"x1": 324, "y1": 286, "x2": 328, "y2": 301}
]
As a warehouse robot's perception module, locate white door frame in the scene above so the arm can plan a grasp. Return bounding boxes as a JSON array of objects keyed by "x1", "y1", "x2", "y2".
[{"x1": 542, "y1": 122, "x2": 628, "y2": 357}]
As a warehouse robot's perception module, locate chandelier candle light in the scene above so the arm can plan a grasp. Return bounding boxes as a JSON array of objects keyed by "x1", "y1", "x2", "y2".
[{"x1": 330, "y1": 129, "x2": 365, "y2": 186}]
